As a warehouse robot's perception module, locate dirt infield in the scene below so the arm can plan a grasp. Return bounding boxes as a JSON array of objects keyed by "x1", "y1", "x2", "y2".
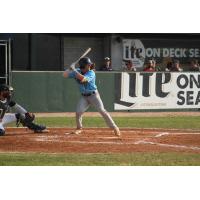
[{"x1": 0, "y1": 127, "x2": 200, "y2": 153}]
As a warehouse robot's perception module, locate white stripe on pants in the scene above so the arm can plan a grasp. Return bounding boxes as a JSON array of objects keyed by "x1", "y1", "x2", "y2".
[
  {"x1": 76, "y1": 91, "x2": 117, "y2": 129},
  {"x1": 0, "y1": 114, "x2": 16, "y2": 130}
]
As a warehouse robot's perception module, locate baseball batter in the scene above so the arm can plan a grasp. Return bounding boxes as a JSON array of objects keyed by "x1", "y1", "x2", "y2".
[
  {"x1": 63, "y1": 57, "x2": 121, "y2": 136},
  {"x1": 0, "y1": 84, "x2": 47, "y2": 136}
]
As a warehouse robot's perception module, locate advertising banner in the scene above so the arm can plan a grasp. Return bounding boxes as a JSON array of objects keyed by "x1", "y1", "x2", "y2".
[
  {"x1": 122, "y1": 39, "x2": 200, "y2": 69},
  {"x1": 114, "y1": 72, "x2": 200, "y2": 110}
]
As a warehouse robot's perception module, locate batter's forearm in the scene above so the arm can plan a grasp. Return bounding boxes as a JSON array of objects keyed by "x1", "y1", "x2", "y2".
[{"x1": 63, "y1": 69, "x2": 70, "y2": 78}]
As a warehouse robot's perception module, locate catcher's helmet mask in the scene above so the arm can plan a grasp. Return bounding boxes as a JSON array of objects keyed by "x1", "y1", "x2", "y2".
[{"x1": 0, "y1": 84, "x2": 14, "y2": 99}]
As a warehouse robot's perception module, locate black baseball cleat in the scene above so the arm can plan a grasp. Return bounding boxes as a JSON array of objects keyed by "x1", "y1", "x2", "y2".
[
  {"x1": 27, "y1": 123, "x2": 48, "y2": 133},
  {"x1": 0, "y1": 129, "x2": 5, "y2": 136}
]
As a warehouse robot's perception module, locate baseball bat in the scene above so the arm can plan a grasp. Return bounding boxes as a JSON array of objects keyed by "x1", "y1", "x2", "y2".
[
  {"x1": 64, "y1": 47, "x2": 92, "y2": 71},
  {"x1": 74, "y1": 47, "x2": 92, "y2": 64}
]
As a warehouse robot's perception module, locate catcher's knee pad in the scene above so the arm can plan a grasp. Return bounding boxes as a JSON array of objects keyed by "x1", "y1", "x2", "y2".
[{"x1": 0, "y1": 129, "x2": 5, "y2": 136}]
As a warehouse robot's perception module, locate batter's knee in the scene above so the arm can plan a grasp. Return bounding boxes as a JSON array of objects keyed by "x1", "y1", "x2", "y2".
[
  {"x1": 96, "y1": 106, "x2": 106, "y2": 113},
  {"x1": 98, "y1": 109, "x2": 107, "y2": 115}
]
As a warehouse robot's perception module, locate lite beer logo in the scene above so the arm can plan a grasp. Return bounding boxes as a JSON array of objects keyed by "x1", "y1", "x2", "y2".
[
  {"x1": 114, "y1": 72, "x2": 200, "y2": 110},
  {"x1": 123, "y1": 39, "x2": 145, "y2": 68},
  {"x1": 123, "y1": 39, "x2": 200, "y2": 68}
]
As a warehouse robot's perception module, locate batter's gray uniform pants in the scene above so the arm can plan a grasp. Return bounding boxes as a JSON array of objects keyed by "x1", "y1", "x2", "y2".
[{"x1": 76, "y1": 91, "x2": 117, "y2": 129}]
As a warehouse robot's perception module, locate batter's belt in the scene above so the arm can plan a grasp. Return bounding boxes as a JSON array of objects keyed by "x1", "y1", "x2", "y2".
[{"x1": 81, "y1": 91, "x2": 96, "y2": 97}]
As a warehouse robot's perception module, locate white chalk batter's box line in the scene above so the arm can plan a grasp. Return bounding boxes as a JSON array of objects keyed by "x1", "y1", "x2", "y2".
[
  {"x1": 134, "y1": 132, "x2": 200, "y2": 151},
  {"x1": 135, "y1": 140, "x2": 200, "y2": 151},
  {"x1": 34, "y1": 138, "x2": 200, "y2": 151},
  {"x1": 8, "y1": 131, "x2": 197, "y2": 139},
  {"x1": 32, "y1": 132, "x2": 170, "y2": 141},
  {"x1": 154, "y1": 132, "x2": 200, "y2": 137},
  {"x1": 33, "y1": 132, "x2": 200, "y2": 151}
]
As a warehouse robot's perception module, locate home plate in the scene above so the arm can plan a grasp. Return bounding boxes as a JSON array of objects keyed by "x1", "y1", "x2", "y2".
[
  {"x1": 64, "y1": 132, "x2": 81, "y2": 135},
  {"x1": 155, "y1": 132, "x2": 169, "y2": 138},
  {"x1": 38, "y1": 129, "x2": 50, "y2": 133},
  {"x1": 65, "y1": 132, "x2": 73, "y2": 135}
]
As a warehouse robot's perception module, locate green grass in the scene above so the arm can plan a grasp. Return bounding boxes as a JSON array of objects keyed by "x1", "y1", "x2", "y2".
[
  {"x1": 0, "y1": 152, "x2": 200, "y2": 166},
  {"x1": 33, "y1": 116, "x2": 200, "y2": 130}
]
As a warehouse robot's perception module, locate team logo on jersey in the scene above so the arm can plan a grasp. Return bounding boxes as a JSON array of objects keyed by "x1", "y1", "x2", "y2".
[{"x1": 123, "y1": 39, "x2": 145, "y2": 68}]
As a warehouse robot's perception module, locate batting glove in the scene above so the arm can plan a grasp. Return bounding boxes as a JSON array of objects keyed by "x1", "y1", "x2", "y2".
[{"x1": 70, "y1": 63, "x2": 76, "y2": 71}]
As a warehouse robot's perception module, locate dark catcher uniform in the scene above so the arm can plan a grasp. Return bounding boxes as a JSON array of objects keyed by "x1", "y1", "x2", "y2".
[{"x1": 0, "y1": 84, "x2": 47, "y2": 136}]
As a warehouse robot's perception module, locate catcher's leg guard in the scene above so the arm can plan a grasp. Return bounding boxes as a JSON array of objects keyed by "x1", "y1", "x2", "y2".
[
  {"x1": 15, "y1": 113, "x2": 21, "y2": 127},
  {"x1": 0, "y1": 129, "x2": 5, "y2": 136},
  {"x1": 15, "y1": 113, "x2": 46, "y2": 133},
  {"x1": 15, "y1": 113, "x2": 35, "y2": 127}
]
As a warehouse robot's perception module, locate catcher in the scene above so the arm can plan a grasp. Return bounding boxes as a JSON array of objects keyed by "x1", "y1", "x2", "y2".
[
  {"x1": 0, "y1": 84, "x2": 47, "y2": 136},
  {"x1": 63, "y1": 57, "x2": 121, "y2": 136}
]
